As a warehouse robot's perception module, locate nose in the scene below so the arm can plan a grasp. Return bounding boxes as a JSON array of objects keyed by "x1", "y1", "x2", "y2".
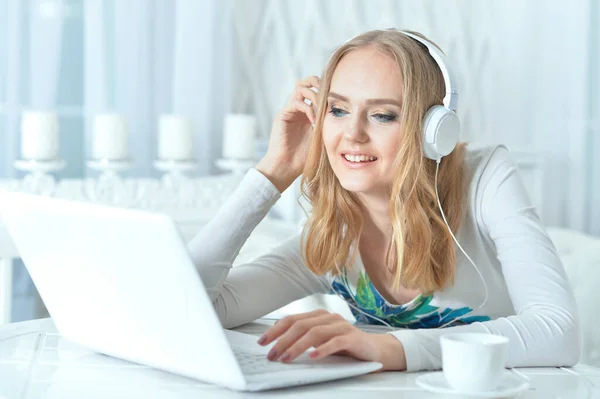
[{"x1": 343, "y1": 114, "x2": 368, "y2": 143}]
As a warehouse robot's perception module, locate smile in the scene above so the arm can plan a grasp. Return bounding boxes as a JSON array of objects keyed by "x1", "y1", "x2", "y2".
[
  {"x1": 342, "y1": 154, "x2": 377, "y2": 163},
  {"x1": 341, "y1": 154, "x2": 378, "y2": 168}
]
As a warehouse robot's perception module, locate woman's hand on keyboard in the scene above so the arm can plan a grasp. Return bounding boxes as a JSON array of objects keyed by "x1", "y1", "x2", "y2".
[{"x1": 256, "y1": 309, "x2": 407, "y2": 371}]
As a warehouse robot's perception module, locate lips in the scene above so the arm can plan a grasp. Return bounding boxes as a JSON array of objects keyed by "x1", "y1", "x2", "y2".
[
  {"x1": 342, "y1": 153, "x2": 377, "y2": 162},
  {"x1": 340, "y1": 154, "x2": 378, "y2": 169}
]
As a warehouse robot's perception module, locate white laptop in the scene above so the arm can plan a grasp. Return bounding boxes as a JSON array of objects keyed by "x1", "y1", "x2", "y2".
[{"x1": 0, "y1": 192, "x2": 382, "y2": 391}]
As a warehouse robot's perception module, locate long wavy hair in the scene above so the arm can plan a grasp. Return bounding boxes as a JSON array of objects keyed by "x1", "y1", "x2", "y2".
[{"x1": 300, "y1": 29, "x2": 468, "y2": 296}]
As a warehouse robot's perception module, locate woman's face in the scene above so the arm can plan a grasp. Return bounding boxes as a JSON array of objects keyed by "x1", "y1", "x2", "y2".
[{"x1": 323, "y1": 46, "x2": 403, "y2": 196}]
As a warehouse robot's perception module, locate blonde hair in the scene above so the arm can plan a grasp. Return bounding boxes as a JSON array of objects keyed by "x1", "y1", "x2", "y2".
[{"x1": 300, "y1": 29, "x2": 467, "y2": 295}]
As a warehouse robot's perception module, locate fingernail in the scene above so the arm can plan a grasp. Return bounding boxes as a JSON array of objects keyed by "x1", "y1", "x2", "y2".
[
  {"x1": 279, "y1": 352, "x2": 291, "y2": 362},
  {"x1": 309, "y1": 350, "x2": 319, "y2": 358},
  {"x1": 267, "y1": 348, "x2": 278, "y2": 361},
  {"x1": 257, "y1": 335, "x2": 267, "y2": 345}
]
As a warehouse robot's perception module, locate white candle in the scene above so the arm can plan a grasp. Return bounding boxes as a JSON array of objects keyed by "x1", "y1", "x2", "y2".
[
  {"x1": 20, "y1": 110, "x2": 59, "y2": 160},
  {"x1": 158, "y1": 114, "x2": 194, "y2": 161},
  {"x1": 92, "y1": 113, "x2": 129, "y2": 160},
  {"x1": 222, "y1": 114, "x2": 257, "y2": 160}
]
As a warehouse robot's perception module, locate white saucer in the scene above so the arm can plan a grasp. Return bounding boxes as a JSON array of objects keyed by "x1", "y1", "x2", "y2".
[{"x1": 415, "y1": 372, "x2": 529, "y2": 398}]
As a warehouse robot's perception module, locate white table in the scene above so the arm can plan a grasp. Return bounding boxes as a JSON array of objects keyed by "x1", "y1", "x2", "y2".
[{"x1": 1, "y1": 318, "x2": 599, "y2": 398}]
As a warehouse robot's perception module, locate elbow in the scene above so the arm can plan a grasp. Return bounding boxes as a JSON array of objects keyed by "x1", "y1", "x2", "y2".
[
  {"x1": 559, "y1": 315, "x2": 581, "y2": 366},
  {"x1": 541, "y1": 307, "x2": 581, "y2": 367},
  {"x1": 211, "y1": 285, "x2": 247, "y2": 330},
  {"x1": 555, "y1": 333, "x2": 581, "y2": 367},
  {"x1": 511, "y1": 306, "x2": 581, "y2": 368},
  {"x1": 211, "y1": 293, "x2": 235, "y2": 329}
]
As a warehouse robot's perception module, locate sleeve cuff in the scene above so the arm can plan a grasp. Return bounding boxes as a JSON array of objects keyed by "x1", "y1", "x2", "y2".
[
  {"x1": 388, "y1": 330, "x2": 423, "y2": 372},
  {"x1": 240, "y1": 168, "x2": 282, "y2": 205}
]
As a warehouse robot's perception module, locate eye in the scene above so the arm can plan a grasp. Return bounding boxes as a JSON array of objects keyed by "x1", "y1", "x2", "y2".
[
  {"x1": 372, "y1": 113, "x2": 398, "y2": 123},
  {"x1": 329, "y1": 106, "x2": 349, "y2": 118}
]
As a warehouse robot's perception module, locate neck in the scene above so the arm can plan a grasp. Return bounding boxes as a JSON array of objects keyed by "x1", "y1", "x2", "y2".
[{"x1": 357, "y1": 191, "x2": 393, "y2": 243}]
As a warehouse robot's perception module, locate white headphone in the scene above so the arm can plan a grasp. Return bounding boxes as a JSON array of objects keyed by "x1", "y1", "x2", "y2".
[
  {"x1": 399, "y1": 31, "x2": 488, "y2": 322},
  {"x1": 398, "y1": 31, "x2": 460, "y2": 161}
]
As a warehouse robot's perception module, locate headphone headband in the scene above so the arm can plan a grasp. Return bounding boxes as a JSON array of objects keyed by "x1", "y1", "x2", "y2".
[{"x1": 398, "y1": 31, "x2": 459, "y2": 112}]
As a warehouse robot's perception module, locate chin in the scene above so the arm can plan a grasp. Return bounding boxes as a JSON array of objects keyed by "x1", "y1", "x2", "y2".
[{"x1": 337, "y1": 177, "x2": 373, "y2": 193}]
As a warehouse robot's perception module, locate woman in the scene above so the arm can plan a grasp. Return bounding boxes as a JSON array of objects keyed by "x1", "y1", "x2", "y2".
[{"x1": 189, "y1": 29, "x2": 580, "y2": 372}]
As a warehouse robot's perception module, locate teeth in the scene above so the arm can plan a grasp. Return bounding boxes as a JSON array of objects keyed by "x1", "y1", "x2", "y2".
[{"x1": 343, "y1": 154, "x2": 377, "y2": 163}]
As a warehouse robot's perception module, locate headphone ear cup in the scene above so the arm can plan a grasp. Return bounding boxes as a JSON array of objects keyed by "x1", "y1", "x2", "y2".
[{"x1": 422, "y1": 105, "x2": 460, "y2": 160}]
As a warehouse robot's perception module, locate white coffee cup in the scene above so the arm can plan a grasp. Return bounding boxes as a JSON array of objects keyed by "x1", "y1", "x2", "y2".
[{"x1": 440, "y1": 333, "x2": 509, "y2": 392}]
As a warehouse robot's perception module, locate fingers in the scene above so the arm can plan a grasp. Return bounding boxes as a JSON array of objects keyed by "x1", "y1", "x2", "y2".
[
  {"x1": 309, "y1": 334, "x2": 356, "y2": 360},
  {"x1": 279, "y1": 322, "x2": 350, "y2": 363},
  {"x1": 259, "y1": 309, "x2": 330, "y2": 347},
  {"x1": 259, "y1": 311, "x2": 351, "y2": 363},
  {"x1": 293, "y1": 76, "x2": 320, "y2": 107},
  {"x1": 294, "y1": 86, "x2": 319, "y2": 107},
  {"x1": 281, "y1": 98, "x2": 316, "y2": 125},
  {"x1": 267, "y1": 313, "x2": 345, "y2": 361},
  {"x1": 280, "y1": 76, "x2": 320, "y2": 126},
  {"x1": 297, "y1": 75, "x2": 320, "y2": 91}
]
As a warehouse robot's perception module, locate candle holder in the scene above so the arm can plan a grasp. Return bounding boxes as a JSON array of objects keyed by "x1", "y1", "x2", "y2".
[
  {"x1": 153, "y1": 159, "x2": 199, "y2": 179},
  {"x1": 85, "y1": 158, "x2": 133, "y2": 205},
  {"x1": 87, "y1": 158, "x2": 132, "y2": 174},
  {"x1": 14, "y1": 158, "x2": 66, "y2": 195},
  {"x1": 153, "y1": 159, "x2": 199, "y2": 208},
  {"x1": 215, "y1": 158, "x2": 256, "y2": 176}
]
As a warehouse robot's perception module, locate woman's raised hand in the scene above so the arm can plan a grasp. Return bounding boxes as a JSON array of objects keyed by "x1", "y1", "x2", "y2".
[{"x1": 256, "y1": 76, "x2": 320, "y2": 193}]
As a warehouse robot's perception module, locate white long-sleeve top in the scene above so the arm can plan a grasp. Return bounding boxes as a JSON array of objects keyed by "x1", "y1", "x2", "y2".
[{"x1": 188, "y1": 145, "x2": 581, "y2": 372}]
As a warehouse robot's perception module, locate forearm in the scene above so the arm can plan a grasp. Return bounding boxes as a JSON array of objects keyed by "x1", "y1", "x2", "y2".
[
  {"x1": 188, "y1": 168, "x2": 281, "y2": 268},
  {"x1": 388, "y1": 307, "x2": 579, "y2": 372}
]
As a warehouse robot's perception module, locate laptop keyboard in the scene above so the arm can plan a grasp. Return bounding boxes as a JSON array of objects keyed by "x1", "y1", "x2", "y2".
[{"x1": 233, "y1": 348, "x2": 318, "y2": 375}]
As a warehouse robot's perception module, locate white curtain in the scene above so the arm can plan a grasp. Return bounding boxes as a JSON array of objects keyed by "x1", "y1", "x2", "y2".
[
  {"x1": 0, "y1": 0, "x2": 65, "y2": 176},
  {"x1": 589, "y1": 0, "x2": 600, "y2": 236},
  {"x1": 83, "y1": 0, "x2": 230, "y2": 177},
  {"x1": 0, "y1": 0, "x2": 231, "y2": 179}
]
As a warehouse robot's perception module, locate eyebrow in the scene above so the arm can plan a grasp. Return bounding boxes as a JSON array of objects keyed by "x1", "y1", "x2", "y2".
[{"x1": 328, "y1": 92, "x2": 402, "y2": 107}]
